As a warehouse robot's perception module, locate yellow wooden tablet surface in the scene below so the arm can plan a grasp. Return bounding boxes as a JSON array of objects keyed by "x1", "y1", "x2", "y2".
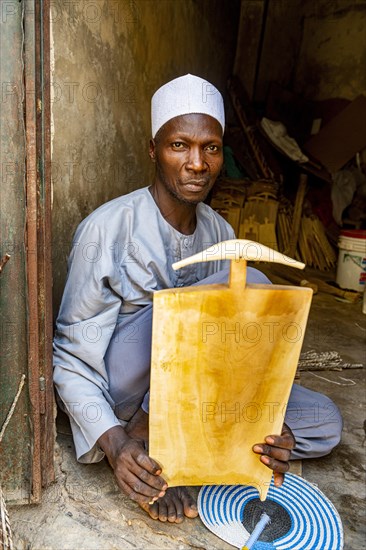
[{"x1": 149, "y1": 242, "x2": 312, "y2": 500}]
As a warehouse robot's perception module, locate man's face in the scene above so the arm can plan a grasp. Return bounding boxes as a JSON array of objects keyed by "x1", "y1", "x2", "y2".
[{"x1": 150, "y1": 113, "x2": 223, "y2": 205}]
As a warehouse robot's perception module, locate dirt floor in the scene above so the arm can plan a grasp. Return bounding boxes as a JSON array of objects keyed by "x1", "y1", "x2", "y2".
[{"x1": 9, "y1": 269, "x2": 366, "y2": 550}]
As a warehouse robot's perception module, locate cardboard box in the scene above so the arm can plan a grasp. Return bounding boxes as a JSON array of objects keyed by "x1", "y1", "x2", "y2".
[{"x1": 303, "y1": 95, "x2": 366, "y2": 174}]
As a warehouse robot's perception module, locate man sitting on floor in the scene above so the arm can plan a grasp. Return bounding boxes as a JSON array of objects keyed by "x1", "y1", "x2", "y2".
[{"x1": 53, "y1": 74, "x2": 342, "y2": 523}]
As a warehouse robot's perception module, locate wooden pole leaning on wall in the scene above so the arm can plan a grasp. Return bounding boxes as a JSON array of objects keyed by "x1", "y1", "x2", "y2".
[
  {"x1": 289, "y1": 173, "x2": 308, "y2": 258},
  {"x1": 24, "y1": 0, "x2": 54, "y2": 502}
]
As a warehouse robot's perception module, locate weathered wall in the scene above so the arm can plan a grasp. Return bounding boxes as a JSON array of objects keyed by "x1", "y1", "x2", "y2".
[
  {"x1": 51, "y1": 0, "x2": 240, "y2": 312},
  {"x1": 294, "y1": 0, "x2": 366, "y2": 100},
  {"x1": 234, "y1": 0, "x2": 366, "y2": 102}
]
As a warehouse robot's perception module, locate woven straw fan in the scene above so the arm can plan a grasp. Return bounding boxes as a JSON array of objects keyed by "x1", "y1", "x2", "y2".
[{"x1": 149, "y1": 240, "x2": 313, "y2": 501}]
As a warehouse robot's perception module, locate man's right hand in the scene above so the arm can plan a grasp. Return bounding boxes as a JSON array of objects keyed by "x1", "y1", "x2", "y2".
[{"x1": 97, "y1": 426, "x2": 168, "y2": 506}]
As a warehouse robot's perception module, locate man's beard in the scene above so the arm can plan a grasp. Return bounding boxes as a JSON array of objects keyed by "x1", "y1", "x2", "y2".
[{"x1": 156, "y1": 163, "x2": 212, "y2": 206}]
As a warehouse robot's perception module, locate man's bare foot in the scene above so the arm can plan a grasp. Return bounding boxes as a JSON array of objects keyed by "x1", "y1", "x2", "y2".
[
  {"x1": 125, "y1": 411, "x2": 198, "y2": 522},
  {"x1": 141, "y1": 486, "x2": 198, "y2": 523}
]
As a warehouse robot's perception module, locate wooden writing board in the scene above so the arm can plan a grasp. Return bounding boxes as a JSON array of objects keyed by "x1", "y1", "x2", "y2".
[{"x1": 149, "y1": 240, "x2": 312, "y2": 500}]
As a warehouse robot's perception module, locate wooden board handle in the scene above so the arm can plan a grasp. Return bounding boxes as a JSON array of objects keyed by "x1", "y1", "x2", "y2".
[
  {"x1": 172, "y1": 239, "x2": 305, "y2": 271},
  {"x1": 229, "y1": 258, "x2": 247, "y2": 291}
]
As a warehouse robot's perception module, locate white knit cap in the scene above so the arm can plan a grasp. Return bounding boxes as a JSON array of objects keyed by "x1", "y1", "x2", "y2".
[{"x1": 151, "y1": 74, "x2": 225, "y2": 138}]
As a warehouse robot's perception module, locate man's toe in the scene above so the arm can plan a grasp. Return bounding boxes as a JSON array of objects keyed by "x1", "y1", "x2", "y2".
[
  {"x1": 157, "y1": 500, "x2": 168, "y2": 522},
  {"x1": 170, "y1": 495, "x2": 184, "y2": 523},
  {"x1": 185, "y1": 505, "x2": 198, "y2": 518},
  {"x1": 141, "y1": 501, "x2": 159, "y2": 520},
  {"x1": 167, "y1": 500, "x2": 178, "y2": 523},
  {"x1": 179, "y1": 489, "x2": 198, "y2": 518}
]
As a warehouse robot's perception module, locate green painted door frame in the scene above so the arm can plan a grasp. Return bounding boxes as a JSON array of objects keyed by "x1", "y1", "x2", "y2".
[{"x1": 0, "y1": 0, "x2": 54, "y2": 503}]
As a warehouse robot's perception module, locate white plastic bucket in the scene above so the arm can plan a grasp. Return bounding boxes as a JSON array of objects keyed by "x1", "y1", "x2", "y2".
[{"x1": 336, "y1": 230, "x2": 366, "y2": 291}]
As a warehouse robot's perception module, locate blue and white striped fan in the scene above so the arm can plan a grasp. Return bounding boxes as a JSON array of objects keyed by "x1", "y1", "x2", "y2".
[{"x1": 198, "y1": 474, "x2": 343, "y2": 549}]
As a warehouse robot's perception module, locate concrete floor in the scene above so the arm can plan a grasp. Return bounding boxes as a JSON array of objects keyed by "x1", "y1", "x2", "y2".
[{"x1": 9, "y1": 271, "x2": 366, "y2": 550}]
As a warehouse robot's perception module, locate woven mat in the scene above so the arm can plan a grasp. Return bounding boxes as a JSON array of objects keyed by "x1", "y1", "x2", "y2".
[{"x1": 198, "y1": 473, "x2": 344, "y2": 549}]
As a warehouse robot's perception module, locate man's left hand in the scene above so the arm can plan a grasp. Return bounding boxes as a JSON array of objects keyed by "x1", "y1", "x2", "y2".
[{"x1": 252, "y1": 423, "x2": 295, "y2": 487}]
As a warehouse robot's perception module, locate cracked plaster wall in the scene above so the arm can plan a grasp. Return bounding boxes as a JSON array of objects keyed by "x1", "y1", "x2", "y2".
[
  {"x1": 51, "y1": 0, "x2": 239, "y2": 312},
  {"x1": 238, "y1": 0, "x2": 366, "y2": 103},
  {"x1": 294, "y1": 0, "x2": 366, "y2": 100}
]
